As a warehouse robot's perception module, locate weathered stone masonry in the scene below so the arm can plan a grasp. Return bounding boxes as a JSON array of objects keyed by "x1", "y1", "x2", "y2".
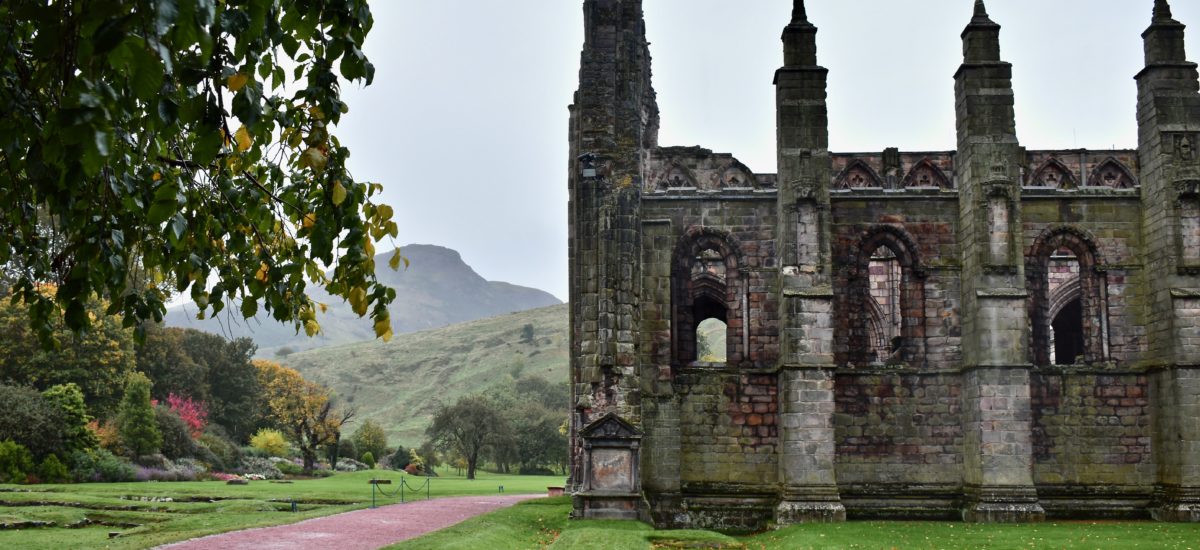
[{"x1": 568, "y1": 0, "x2": 1200, "y2": 527}]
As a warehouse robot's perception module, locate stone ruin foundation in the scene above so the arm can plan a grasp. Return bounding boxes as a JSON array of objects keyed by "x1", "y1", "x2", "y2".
[{"x1": 567, "y1": 0, "x2": 1200, "y2": 529}]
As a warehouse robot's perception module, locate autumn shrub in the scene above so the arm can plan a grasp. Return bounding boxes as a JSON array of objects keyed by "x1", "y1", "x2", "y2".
[
  {"x1": 90, "y1": 420, "x2": 122, "y2": 454},
  {"x1": 250, "y1": 428, "x2": 289, "y2": 457},
  {"x1": 0, "y1": 441, "x2": 34, "y2": 483},
  {"x1": 156, "y1": 406, "x2": 203, "y2": 460},
  {"x1": 361, "y1": 451, "x2": 375, "y2": 469},
  {"x1": 164, "y1": 393, "x2": 207, "y2": 438}
]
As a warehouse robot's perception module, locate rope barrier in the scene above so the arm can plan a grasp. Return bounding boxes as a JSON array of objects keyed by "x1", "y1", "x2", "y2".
[{"x1": 369, "y1": 476, "x2": 432, "y2": 508}]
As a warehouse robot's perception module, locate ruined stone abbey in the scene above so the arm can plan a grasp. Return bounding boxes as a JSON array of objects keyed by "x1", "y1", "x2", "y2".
[{"x1": 567, "y1": 0, "x2": 1200, "y2": 527}]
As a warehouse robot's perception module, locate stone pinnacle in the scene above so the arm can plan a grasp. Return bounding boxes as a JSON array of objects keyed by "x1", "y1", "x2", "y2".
[
  {"x1": 971, "y1": 0, "x2": 993, "y2": 23},
  {"x1": 1154, "y1": 0, "x2": 1174, "y2": 22},
  {"x1": 792, "y1": 0, "x2": 808, "y2": 24}
]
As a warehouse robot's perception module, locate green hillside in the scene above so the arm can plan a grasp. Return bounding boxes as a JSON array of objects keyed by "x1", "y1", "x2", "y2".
[
  {"x1": 282, "y1": 303, "x2": 569, "y2": 446},
  {"x1": 163, "y1": 244, "x2": 561, "y2": 357}
]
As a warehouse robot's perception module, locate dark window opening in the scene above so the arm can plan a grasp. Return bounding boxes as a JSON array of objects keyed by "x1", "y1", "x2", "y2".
[{"x1": 1051, "y1": 299, "x2": 1084, "y2": 365}]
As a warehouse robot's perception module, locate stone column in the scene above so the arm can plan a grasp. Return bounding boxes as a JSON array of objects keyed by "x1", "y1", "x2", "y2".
[
  {"x1": 773, "y1": 0, "x2": 845, "y2": 523},
  {"x1": 567, "y1": 0, "x2": 658, "y2": 514},
  {"x1": 1135, "y1": 0, "x2": 1200, "y2": 523},
  {"x1": 953, "y1": 0, "x2": 1044, "y2": 522}
]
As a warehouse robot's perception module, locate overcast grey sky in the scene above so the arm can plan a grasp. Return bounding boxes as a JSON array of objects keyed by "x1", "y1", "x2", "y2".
[{"x1": 336, "y1": 1, "x2": 1200, "y2": 302}]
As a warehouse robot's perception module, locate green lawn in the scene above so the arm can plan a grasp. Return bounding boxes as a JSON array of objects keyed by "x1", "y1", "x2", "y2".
[
  {"x1": 394, "y1": 498, "x2": 1200, "y2": 550},
  {"x1": 0, "y1": 469, "x2": 563, "y2": 550}
]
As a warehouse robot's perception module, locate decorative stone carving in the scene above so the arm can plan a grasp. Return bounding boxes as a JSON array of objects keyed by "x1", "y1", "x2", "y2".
[
  {"x1": 1087, "y1": 158, "x2": 1136, "y2": 188},
  {"x1": 1029, "y1": 157, "x2": 1078, "y2": 188},
  {"x1": 834, "y1": 159, "x2": 883, "y2": 189},
  {"x1": 902, "y1": 158, "x2": 953, "y2": 189}
]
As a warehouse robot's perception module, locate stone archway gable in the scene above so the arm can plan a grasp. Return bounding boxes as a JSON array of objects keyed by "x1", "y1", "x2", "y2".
[
  {"x1": 1086, "y1": 157, "x2": 1138, "y2": 189},
  {"x1": 721, "y1": 160, "x2": 758, "y2": 189},
  {"x1": 1028, "y1": 225, "x2": 1104, "y2": 268},
  {"x1": 849, "y1": 224, "x2": 926, "y2": 274},
  {"x1": 661, "y1": 162, "x2": 700, "y2": 190},
  {"x1": 834, "y1": 159, "x2": 885, "y2": 189},
  {"x1": 672, "y1": 226, "x2": 745, "y2": 274},
  {"x1": 1029, "y1": 157, "x2": 1080, "y2": 188},
  {"x1": 901, "y1": 158, "x2": 953, "y2": 189}
]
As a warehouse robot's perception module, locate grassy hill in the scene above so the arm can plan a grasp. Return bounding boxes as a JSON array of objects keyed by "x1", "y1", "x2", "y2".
[
  {"x1": 282, "y1": 303, "x2": 569, "y2": 446},
  {"x1": 163, "y1": 244, "x2": 561, "y2": 357}
]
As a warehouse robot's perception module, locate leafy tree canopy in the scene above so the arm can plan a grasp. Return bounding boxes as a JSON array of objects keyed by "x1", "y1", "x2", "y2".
[
  {"x1": 0, "y1": 0, "x2": 400, "y2": 346},
  {"x1": 254, "y1": 358, "x2": 352, "y2": 471},
  {"x1": 0, "y1": 292, "x2": 136, "y2": 416}
]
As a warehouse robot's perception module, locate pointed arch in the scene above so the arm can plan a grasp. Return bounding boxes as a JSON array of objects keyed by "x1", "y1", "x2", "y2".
[
  {"x1": 901, "y1": 158, "x2": 953, "y2": 189},
  {"x1": 1029, "y1": 157, "x2": 1079, "y2": 189},
  {"x1": 720, "y1": 160, "x2": 757, "y2": 189},
  {"x1": 671, "y1": 227, "x2": 746, "y2": 368},
  {"x1": 836, "y1": 224, "x2": 927, "y2": 367},
  {"x1": 1086, "y1": 157, "x2": 1137, "y2": 189},
  {"x1": 834, "y1": 159, "x2": 884, "y2": 189},
  {"x1": 660, "y1": 162, "x2": 698, "y2": 190},
  {"x1": 1026, "y1": 226, "x2": 1107, "y2": 366}
]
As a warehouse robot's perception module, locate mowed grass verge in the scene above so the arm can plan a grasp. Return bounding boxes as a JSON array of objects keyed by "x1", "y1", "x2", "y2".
[
  {"x1": 0, "y1": 470, "x2": 563, "y2": 550},
  {"x1": 394, "y1": 498, "x2": 1200, "y2": 550}
]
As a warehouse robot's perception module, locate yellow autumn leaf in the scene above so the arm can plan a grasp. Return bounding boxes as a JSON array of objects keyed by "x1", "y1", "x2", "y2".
[
  {"x1": 364, "y1": 237, "x2": 375, "y2": 258},
  {"x1": 304, "y1": 319, "x2": 321, "y2": 337},
  {"x1": 234, "y1": 126, "x2": 252, "y2": 152},
  {"x1": 374, "y1": 316, "x2": 392, "y2": 341},
  {"x1": 348, "y1": 286, "x2": 368, "y2": 316},
  {"x1": 376, "y1": 204, "x2": 394, "y2": 222},
  {"x1": 227, "y1": 72, "x2": 249, "y2": 92},
  {"x1": 331, "y1": 181, "x2": 347, "y2": 206},
  {"x1": 389, "y1": 249, "x2": 404, "y2": 271},
  {"x1": 255, "y1": 262, "x2": 270, "y2": 283},
  {"x1": 302, "y1": 213, "x2": 316, "y2": 230},
  {"x1": 318, "y1": 302, "x2": 328, "y2": 313},
  {"x1": 152, "y1": 172, "x2": 161, "y2": 181}
]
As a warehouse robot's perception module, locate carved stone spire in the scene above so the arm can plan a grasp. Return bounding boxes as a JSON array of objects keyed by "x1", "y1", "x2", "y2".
[
  {"x1": 972, "y1": 0, "x2": 991, "y2": 23},
  {"x1": 1153, "y1": 0, "x2": 1174, "y2": 23},
  {"x1": 1142, "y1": 0, "x2": 1188, "y2": 66},
  {"x1": 792, "y1": 0, "x2": 808, "y2": 24}
]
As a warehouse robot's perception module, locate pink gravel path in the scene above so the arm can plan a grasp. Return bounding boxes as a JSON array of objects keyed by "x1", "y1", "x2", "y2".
[{"x1": 157, "y1": 493, "x2": 540, "y2": 550}]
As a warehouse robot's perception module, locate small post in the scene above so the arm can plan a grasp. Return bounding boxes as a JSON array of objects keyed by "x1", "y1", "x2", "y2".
[
  {"x1": 426, "y1": 478, "x2": 430, "y2": 500},
  {"x1": 401, "y1": 479, "x2": 405, "y2": 503},
  {"x1": 291, "y1": 499, "x2": 298, "y2": 513},
  {"x1": 371, "y1": 483, "x2": 376, "y2": 509}
]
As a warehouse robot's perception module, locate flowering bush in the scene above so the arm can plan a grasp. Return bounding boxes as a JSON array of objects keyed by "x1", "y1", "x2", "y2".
[
  {"x1": 336, "y1": 458, "x2": 369, "y2": 472},
  {"x1": 249, "y1": 429, "x2": 289, "y2": 457},
  {"x1": 210, "y1": 472, "x2": 240, "y2": 482},
  {"x1": 165, "y1": 394, "x2": 208, "y2": 438},
  {"x1": 235, "y1": 457, "x2": 283, "y2": 480},
  {"x1": 244, "y1": 473, "x2": 266, "y2": 481}
]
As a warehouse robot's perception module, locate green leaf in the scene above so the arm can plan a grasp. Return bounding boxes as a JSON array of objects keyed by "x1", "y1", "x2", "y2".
[
  {"x1": 131, "y1": 45, "x2": 164, "y2": 100},
  {"x1": 147, "y1": 182, "x2": 180, "y2": 225},
  {"x1": 240, "y1": 298, "x2": 257, "y2": 319}
]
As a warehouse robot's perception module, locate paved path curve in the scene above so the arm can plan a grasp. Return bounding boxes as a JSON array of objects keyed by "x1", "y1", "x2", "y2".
[{"x1": 158, "y1": 493, "x2": 539, "y2": 550}]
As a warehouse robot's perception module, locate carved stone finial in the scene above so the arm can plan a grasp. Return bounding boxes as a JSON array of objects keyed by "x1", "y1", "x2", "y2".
[
  {"x1": 1154, "y1": 0, "x2": 1174, "y2": 22},
  {"x1": 792, "y1": 0, "x2": 808, "y2": 24},
  {"x1": 971, "y1": 0, "x2": 994, "y2": 24}
]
